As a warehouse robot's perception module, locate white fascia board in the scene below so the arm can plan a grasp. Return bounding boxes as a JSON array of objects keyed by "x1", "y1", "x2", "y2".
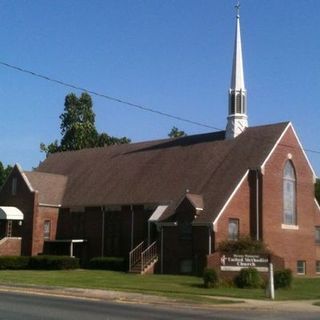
[
  {"x1": 149, "y1": 205, "x2": 168, "y2": 222},
  {"x1": 213, "y1": 170, "x2": 249, "y2": 226},
  {"x1": 261, "y1": 123, "x2": 291, "y2": 171},
  {"x1": 289, "y1": 124, "x2": 317, "y2": 180},
  {"x1": 261, "y1": 123, "x2": 316, "y2": 180},
  {"x1": 39, "y1": 203, "x2": 62, "y2": 208},
  {"x1": 16, "y1": 164, "x2": 35, "y2": 192},
  {"x1": 315, "y1": 198, "x2": 320, "y2": 213}
]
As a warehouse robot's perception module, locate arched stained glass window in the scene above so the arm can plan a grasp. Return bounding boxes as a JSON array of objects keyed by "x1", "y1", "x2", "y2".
[{"x1": 283, "y1": 161, "x2": 297, "y2": 225}]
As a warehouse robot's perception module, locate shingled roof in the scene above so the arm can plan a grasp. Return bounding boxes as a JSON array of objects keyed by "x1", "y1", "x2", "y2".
[
  {"x1": 35, "y1": 122, "x2": 289, "y2": 223},
  {"x1": 24, "y1": 171, "x2": 67, "y2": 206}
]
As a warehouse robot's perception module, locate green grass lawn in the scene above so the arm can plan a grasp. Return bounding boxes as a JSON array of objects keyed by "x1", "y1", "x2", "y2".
[{"x1": 0, "y1": 270, "x2": 319, "y2": 301}]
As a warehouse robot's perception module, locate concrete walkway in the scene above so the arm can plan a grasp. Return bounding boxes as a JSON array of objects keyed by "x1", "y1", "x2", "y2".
[{"x1": 0, "y1": 284, "x2": 319, "y2": 313}]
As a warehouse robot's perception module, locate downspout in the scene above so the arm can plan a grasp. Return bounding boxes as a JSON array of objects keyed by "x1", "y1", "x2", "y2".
[
  {"x1": 160, "y1": 226, "x2": 164, "y2": 274},
  {"x1": 208, "y1": 225, "x2": 212, "y2": 255},
  {"x1": 256, "y1": 169, "x2": 260, "y2": 241},
  {"x1": 101, "y1": 206, "x2": 105, "y2": 257},
  {"x1": 130, "y1": 205, "x2": 134, "y2": 250}
]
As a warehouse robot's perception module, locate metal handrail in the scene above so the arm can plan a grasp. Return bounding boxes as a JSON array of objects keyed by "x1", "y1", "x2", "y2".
[
  {"x1": 129, "y1": 241, "x2": 144, "y2": 272},
  {"x1": 141, "y1": 241, "x2": 158, "y2": 273}
]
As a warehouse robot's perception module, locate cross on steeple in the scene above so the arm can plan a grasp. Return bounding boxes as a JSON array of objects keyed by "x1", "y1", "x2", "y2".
[{"x1": 235, "y1": 1, "x2": 240, "y2": 17}]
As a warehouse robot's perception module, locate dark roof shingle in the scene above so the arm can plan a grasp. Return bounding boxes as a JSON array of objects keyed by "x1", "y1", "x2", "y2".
[
  {"x1": 24, "y1": 172, "x2": 67, "y2": 206},
  {"x1": 35, "y1": 122, "x2": 289, "y2": 222}
]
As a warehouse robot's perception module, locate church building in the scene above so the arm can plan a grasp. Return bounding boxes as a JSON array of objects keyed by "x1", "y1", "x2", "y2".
[{"x1": 0, "y1": 7, "x2": 319, "y2": 276}]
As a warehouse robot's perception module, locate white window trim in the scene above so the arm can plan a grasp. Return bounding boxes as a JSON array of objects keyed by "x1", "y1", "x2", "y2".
[
  {"x1": 283, "y1": 161, "x2": 297, "y2": 227},
  {"x1": 316, "y1": 261, "x2": 320, "y2": 274},
  {"x1": 281, "y1": 224, "x2": 299, "y2": 230},
  {"x1": 297, "y1": 261, "x2": 306, "y2": 275}
]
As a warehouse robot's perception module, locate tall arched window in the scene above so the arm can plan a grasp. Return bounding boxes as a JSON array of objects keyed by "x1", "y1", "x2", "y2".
[{"x1": 283, "y1": 161, "x2": 297, "y2": 225}]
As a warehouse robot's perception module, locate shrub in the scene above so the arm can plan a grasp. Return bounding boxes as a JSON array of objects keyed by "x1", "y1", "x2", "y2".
[
  {"x1": 203, "y1": 268, "x2": 219, "y2": 288},
  {"x1": 274, "y1": 269, "x2": 292, "y2": 289},
  {"x1": 88, "y1": 257, "x2": 125, "y2": 271},
  {"x1": 29, "y1": 255, "x2": 79, "y2": 270},
  {"x1": 0, "y1": 256, "x2": 30, "y2": 270},
  {"x1": 235, "y1": 267, "x2": 263, "y2": 288},
  {"x1": 218, "y1": 236, "x2": 269, "y2": 255}
]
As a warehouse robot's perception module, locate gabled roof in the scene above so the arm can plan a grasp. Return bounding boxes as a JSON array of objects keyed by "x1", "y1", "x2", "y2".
[
  {"x1": 24, "y1": 171, "x2": 68, "y2": 206},
  {"x1": 35, "y1": 122, "x2": 289, "y2": 223}
]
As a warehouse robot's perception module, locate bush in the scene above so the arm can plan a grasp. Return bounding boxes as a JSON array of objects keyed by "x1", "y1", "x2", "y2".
[
  {"x1": 88, "y1": 257, "x2": 125, "y2": 271},
  {"x1": 29, "y1": 255, "x2": 79, "y2": 270},
  {"x1": 203, "y1": 268, "x2": 219, "y2": 288},
  {"x1": 218, "y1": 236, "x2": 269, "y2": 255},
  {"x1": 235, "y1": 267, "x2": 263, "y2": 288},
  {"x1": 274, "y1": 269, "x2": 292, "y2": 289},
  {"x1": 0, "y1": 256, "x2": 30, "y2": 270}
]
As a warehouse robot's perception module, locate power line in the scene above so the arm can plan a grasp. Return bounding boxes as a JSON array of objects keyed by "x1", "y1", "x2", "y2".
[
  {"x1": 0, "y1": 60, "x2": 221, "y2": 131},
  {"x1": 0, "y1": 60, "x2": 319, "y2": 156}
]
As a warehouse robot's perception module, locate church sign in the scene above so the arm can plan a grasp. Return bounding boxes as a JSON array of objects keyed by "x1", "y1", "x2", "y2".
[{"x1": 220, "y1": 254, "x2": 269, "y2": 272}]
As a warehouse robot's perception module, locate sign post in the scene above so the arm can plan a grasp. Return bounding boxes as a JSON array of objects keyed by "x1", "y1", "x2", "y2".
[{"x1": 267, "y1": 262, "x2": 275, "y2": 300}]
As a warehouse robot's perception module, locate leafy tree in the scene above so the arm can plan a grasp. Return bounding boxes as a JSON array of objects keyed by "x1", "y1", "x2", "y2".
[
  {"x1": 97, "y1": 133, "x2": 131, "y2": 147},
  {"x1": 59, "y1": 93, "x2": 99, "y2": 151},
  {"x1": 168, "y1": 126, "x2": 187, "y2": 138},
  {"x1": 41, "y1": 92, "x2": 130, "y2": 155},
  {"x1": 316, "y1": 179, "x2": 320, "y2": 204},
  {"x1": 0, "y1": 162, "x2": 13, "y2": 188}
]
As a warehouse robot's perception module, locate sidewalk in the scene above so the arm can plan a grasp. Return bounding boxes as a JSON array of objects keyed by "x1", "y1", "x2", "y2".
[{"x1": 0, "y1": 284, "x2": 319, "y2": 313}]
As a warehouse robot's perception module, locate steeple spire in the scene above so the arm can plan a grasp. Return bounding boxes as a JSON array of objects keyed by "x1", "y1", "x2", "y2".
[{"x1": 226, "y1": 2, "x2": 248, "y2": 139}]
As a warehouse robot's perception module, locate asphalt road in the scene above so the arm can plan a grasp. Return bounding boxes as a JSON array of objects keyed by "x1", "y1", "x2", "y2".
[{"x1": 0, "y1": 291, "x2": 319, "y2": 320}]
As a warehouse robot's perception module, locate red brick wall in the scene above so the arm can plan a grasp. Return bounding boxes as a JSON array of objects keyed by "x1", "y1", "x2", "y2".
[
  {"x1": 214, "y1": 125, "x2": 319, "y2": 276},
  {"x1": 215, "y1": 175, "x2": 251, "y2": 246},
  {"x1": 0, "y1": 237, "x2": 22, "y2": 256},
  {"x1": 0, "y1": 166, "x2": 36, "y2": 256},
  {"x1": 262, "y1": 126, "x2": 318, "y2": 276},
  {"x1": 160, "y1": 199, "x2": 211, "y2": 274},
  {"x1": 32, "y1": 206, "x2": 59, "y2": 255},
  {"x1": 55, "y1": 205, "x2": 153, "y2": 262}
]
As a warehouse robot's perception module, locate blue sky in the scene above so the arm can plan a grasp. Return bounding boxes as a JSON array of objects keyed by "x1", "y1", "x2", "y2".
[{"x1": 0, "y1": 0, "x2": 319, "y2": 175}]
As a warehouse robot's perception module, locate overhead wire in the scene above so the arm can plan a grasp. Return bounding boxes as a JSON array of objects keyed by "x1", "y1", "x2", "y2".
[
  {"x1": 0, "y1": 60, "x2": 319, "y2": 156},
  {"x1": 0, "y1": 60, "x2": 220, "y2": 131}
]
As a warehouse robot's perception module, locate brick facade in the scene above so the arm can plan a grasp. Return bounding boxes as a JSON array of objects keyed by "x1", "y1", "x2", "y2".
[
  {"x1": 0, "y1": 124, "x2": 319, "y2": 276},
  {"x1": 0, "y1": 237, "x2": 22, "y2": 256},
  {"x1": 261, "y1": 126, "x2": 320, "y2": 275},
  {"x1": 213, "y1": 126, "x2": 320, "y2": 276}
]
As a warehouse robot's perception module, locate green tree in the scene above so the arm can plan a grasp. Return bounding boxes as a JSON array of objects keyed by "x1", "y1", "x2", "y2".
[
  {"x1": 59, "y1": 93, "x2": 98, "y2": 151},
  {"x1": 168, "y1": 126, "x2": 187, "y2": 138},
  {"x1": 97, "y1": 133, "x2": 131, "y2": 147},
  {"x1": 316, "y1": 179, "x2": 320, "y2": 204},
  {"x1": 41, "y1": 92, "x2": 130, "y2": 155},
  {"x1": 0, "y1": 162, "x2": 13, "y2": 188}
]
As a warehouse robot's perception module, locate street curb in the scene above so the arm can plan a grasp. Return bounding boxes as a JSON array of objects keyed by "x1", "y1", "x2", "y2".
[{"x1": 0, "y1": 284, "x2": 319, "y2": 313}]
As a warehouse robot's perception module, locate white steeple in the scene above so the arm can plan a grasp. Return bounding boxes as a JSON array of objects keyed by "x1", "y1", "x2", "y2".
[{"x1": 226, "y1": 2, "x2": 248, "y2": 140}]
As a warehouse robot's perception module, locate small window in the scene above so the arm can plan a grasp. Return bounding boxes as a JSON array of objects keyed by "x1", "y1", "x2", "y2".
[
  {"x1": 43, "y1": 220, "x2": 51, "y2": 240},
  {"x1": 315, "y1": 227, "x2": 320, "y2": 244},
  {"x1": 11, "y1": 178, "x2": 17, "y2": 196},
  {"x1": 316, "y1": 261, "x2": 320, "y2": 274},
  {"x1": 236, "y1": 94, "x2": 242, "y2": 113},
  {"x1": 228, "y1": 218, "x2": 239, "y2": 240},
  {"x1": 180, "y1": 259, "x2": 193, "y2": 274},
  {"x1": 297, "y1": 261, "x2": 306, "y2": 275},
  {"x1": 229, "y1": 93, "x2": 235, "y2": 114}
]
